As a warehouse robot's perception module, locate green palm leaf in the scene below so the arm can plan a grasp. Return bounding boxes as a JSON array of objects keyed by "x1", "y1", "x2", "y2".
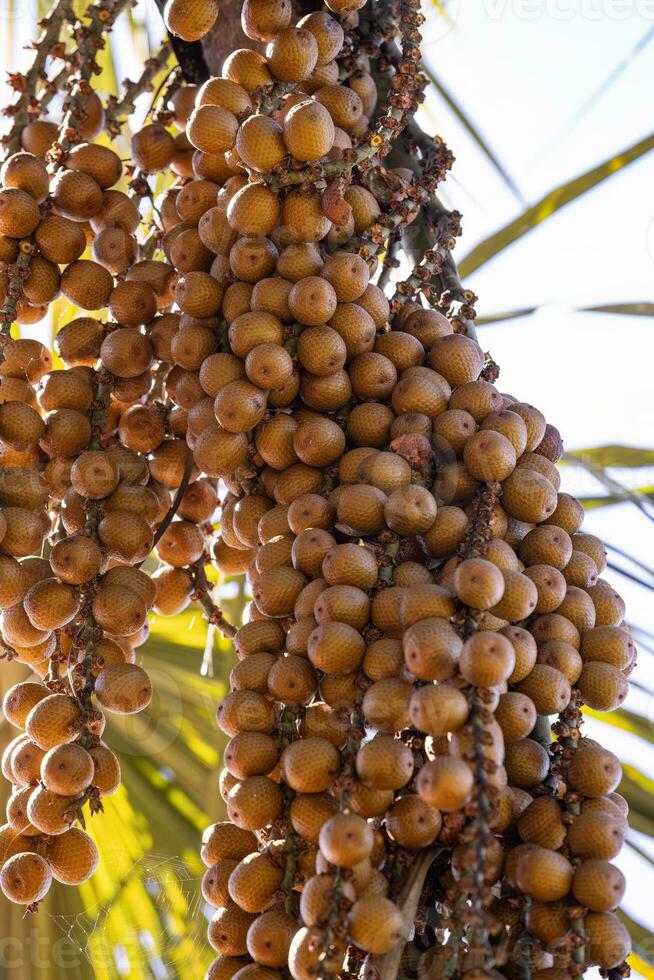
[
  {"x1": 476, "y1": 302, "x2": 654, "y2": 326},
  {"x1": 566, "y1": 445, "x2": 654, "y2": 468},
  {"x1": 459, "y1": 130, "x2": 654, "y2": 277}
]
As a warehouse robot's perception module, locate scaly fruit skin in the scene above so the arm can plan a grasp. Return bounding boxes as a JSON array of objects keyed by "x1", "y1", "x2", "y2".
[
  {"x1": 164, "y1": 0, "x2": 220, "y2": 41},
  {"x1": 0, "y1": 60, "x2": 174, "y2": 912},
  {"x1": 0, "y1": 1, "x2": 632, "y2": 975}
]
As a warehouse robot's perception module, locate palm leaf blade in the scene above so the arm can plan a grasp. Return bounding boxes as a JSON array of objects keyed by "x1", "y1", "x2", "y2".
[{"x1": 459, "y1": 130, "x2": 654, "y2": 276}]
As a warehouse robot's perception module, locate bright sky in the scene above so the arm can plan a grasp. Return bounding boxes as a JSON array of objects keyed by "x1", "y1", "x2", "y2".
[{"x1": 2, "y1": 1, "x2": 653, "y2": 973}]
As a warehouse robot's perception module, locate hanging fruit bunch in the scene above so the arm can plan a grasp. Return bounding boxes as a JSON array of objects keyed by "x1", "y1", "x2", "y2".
[
  {"x1": 0, "y1": 0, "x2": 634, "y2": 977},
  {"x1": 0, "y1": 0, "x2": 201, "y2": 908}
]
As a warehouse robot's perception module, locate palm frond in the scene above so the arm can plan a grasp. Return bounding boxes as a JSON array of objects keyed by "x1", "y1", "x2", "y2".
[
  {"x1": 476, "y1": 302, "x2": 654, "y2": 326},
  {"x1": 459, "y1": 130, "x2": 654, "y2": 277}
]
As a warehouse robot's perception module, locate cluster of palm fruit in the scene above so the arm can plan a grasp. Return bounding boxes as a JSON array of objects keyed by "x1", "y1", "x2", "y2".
[
  {"x1": 0, "y1": 0, "x2": 219, "y2": 909},
  {"x1": 0, "y1": 0, "x2": 634, "y2": 976},
  {"x1": 161, "y1": 3, "x2": 633, "y2": 980}
]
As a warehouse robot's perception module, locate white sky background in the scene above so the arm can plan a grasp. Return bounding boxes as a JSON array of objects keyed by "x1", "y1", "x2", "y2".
[{"x1": 1, "y1": 0, "x2": 654, "y2": 973}]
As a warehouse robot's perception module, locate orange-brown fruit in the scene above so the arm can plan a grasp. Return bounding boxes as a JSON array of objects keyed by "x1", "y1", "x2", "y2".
[
  {"x1": 281, "y1": 737, "x2": 340, "y2": 793},
  {"x1": 572, "y1": 859, "x2": 625, "y2": 912},
  {"x1": 515, "y1": 663, "x2": 571, "y2": 717},
  {"x1": 50, "y1": 168, "x2": 103, "y2": 221},
  {"x1": 0, "y1": 188, "x2": 41, "y2": 238},
  {"x1": 385, "y1": 794, "x2": 442, "y2": 848},
  {"x1": 298, "y1": 10, "x2": 344, "y2": 64},
  {"x1": 208, "y1": 903, "x2": 258, "y2": 956},
  {"x1": 223, "y1": 48, "x2": 273, "y2": 92},
  {"x1": 514, "y1": 845, "x2": 573, "y2": 902},
  {"x1": 283, "y1": 100, "x2": 335, "y2": 162},
  {"x1": 402, "y1": 617, "x2": 462, "y2": 683},
  {"x1": 44, "y1": 827, "x2": 98, "y2": 885},
  {"x1": 236, "y1": 114, "x2": 286, "y2": 173},
  {"x1": 1, "y1": 152, "x2": 49, "y2": 202},
  {"x1": 228, "y1": 850, "x2": 284, "y2": 913},
  {"x1": 226, "y1": 776, "x2": 283, "y2": 831},
  {"x1": 355, "y1": 733, "x2": 414, "y2": 790},
  {"x1": 40, "y1": 744, "x2": 94, "y2": 797},
  {"x1": 318, "y1": 812, "x2": 373, "y2": 868},
  {"x1": 348, "y1": 895, "x2": 405, "y2": 955},
  {"x1": 227, "y1": 183, "x2": 281, "y2": 239},
  {"x1": 0, "y1": 852, "x2": 52, "y2": 904},
  {"x1": 584, "y1": 912, "x2": 631, "y2": 969},
  {"x1": 267, "y1": 27, "x2": 318, "y2": 83},
  {"x1": 417, "y1": 756, "x2": 474, "y2": 811},
  {"x1": 94, "y1": 664, "x2": 152, "y2": 715},
  {"x1": 26, "y1": 786, "x2": 79, "y2": 836},
  {"x1": 164, "y1": 0, "x2": 219, "y2": 39},
  {"x1": 495, "y1": 691, "x2": 537, "y2": 743},
  {"x1": 578, "y1": 661, "x2": 628, "y2": 712},
  {"x1": 567, "y1": 810, "x2": 625, "y2": 860},
  {"x1": 3, "y1": 681, "x2": 49, "y2": 729},
  {"x1": 247, "y1": 907, "x2": 299, "y2": 967},
  {"x1": 131, "y1": 123, "x2": 176, "y2": 172},
  {"x1": 201, "y1": 823, "x2": 258, "y2": 868},
  {"x1": 409, "y1": 683, "x2": 469, "y2": 736}
]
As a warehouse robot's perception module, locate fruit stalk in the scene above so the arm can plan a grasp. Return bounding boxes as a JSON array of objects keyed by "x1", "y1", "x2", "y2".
[
  {"x1": 104, "y1": 42, "x2": 174, "y2": 136},
  {"x1": 1, "y1": 0, "x2": 75, "y2": 158}
]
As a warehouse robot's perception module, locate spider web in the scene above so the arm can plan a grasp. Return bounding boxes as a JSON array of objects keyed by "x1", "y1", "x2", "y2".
[{"x1": 43, "y1": 850, "x2": 212, "y2": 978}]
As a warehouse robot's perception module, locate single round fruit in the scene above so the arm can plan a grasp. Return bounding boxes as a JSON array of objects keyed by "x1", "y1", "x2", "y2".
[{"x1": 0, "y1": 852, "x2": 52, "y2": 904}]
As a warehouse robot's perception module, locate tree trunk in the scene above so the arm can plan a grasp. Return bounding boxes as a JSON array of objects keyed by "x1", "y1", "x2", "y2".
[{"x1": 153, "y1": 0, "x2": 323, "y2": 81}]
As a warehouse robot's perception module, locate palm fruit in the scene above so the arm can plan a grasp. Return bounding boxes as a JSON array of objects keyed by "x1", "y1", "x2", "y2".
[
  {"x1": 0, "y1": 0, "x2": 631, "y2": 962},
  {"x1": 584, "y1": 912, "x2": 631, "y2": 969},
  {"x1": 1, "y1": 152, "x2": 49, "y2": 202},
  {"x1": 318, "y1": 812, "x2": 373, "y2": 867},
  {"x1": 416, "y1": 757, "x2": 473, "y2": 811},
  {"x1": 40, "y1": 744, "x2": 94, "y2": 796},
  {"x1": 514, "y1": 845, "x2": 574, "y2": 902},
  {"x1": 567, "y1": 810, "x2": 625, "y2": 859},
  {"x1": 0, "y1": 852, "x2": 52, "y2": 904},
  {"x1": 402, "y1": 618, "x2": 461, "y2": 682},
  {"x1": 577, "y1": 660, "x2": 628, "y2": 711},
  {"x1": 226, "y1": 776, "x2": 283, "y2": 830},
  {"x1": 24, "y1": 695, "x2": 81, "y2": 751},
  {"x1": 355, "y1": 734, "x2": 414, "y2": 790},
  {"x1": 572, "y1": 859, "x2": 625, "y2": 912},
  {"x1": 208, "y1": 903, "x2": 258, "y2": 955},
  {"x1": 3, "y1": 682, "x2": 49, "y2": 729},
  {"x1": 26, "y1": 787, "x2": 80, "y2": 835},
  {"x1": 94, "y1": 664, "x2": 152, "y2": 715},
  {"x1": 242, "y1": 0, "x2": 292, "y2": 40},
  {"x1": 247, "y1": 908, "x2": 299, "y2": 967},
  {"x1": 567, "y1": 743, "x2": 622, "y2": 797},
  {"x1": 236, "y1": 115, "x2": 286, "y2": 173},
  {"x1": 504, "y1": 738, "x2": 549, "y2": 788},
  {"x1": 228, "y1": 851, "x2": 283, "y2": 912},
  {"x1": 283, "y1": 100, "x2": 335, "y2": 161},
  {"x1": 459, "y1": 631, "x2": 515, "y2": 688},
  {"x1": 267, "y1": 27, "x2": 318, "y2": 82},
  {"x1": 45, "y1": 828, "x2": 99, "y2": 885},
  {"x1": 385, "y1": 794, "x2": 442, "y2": 848}
]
